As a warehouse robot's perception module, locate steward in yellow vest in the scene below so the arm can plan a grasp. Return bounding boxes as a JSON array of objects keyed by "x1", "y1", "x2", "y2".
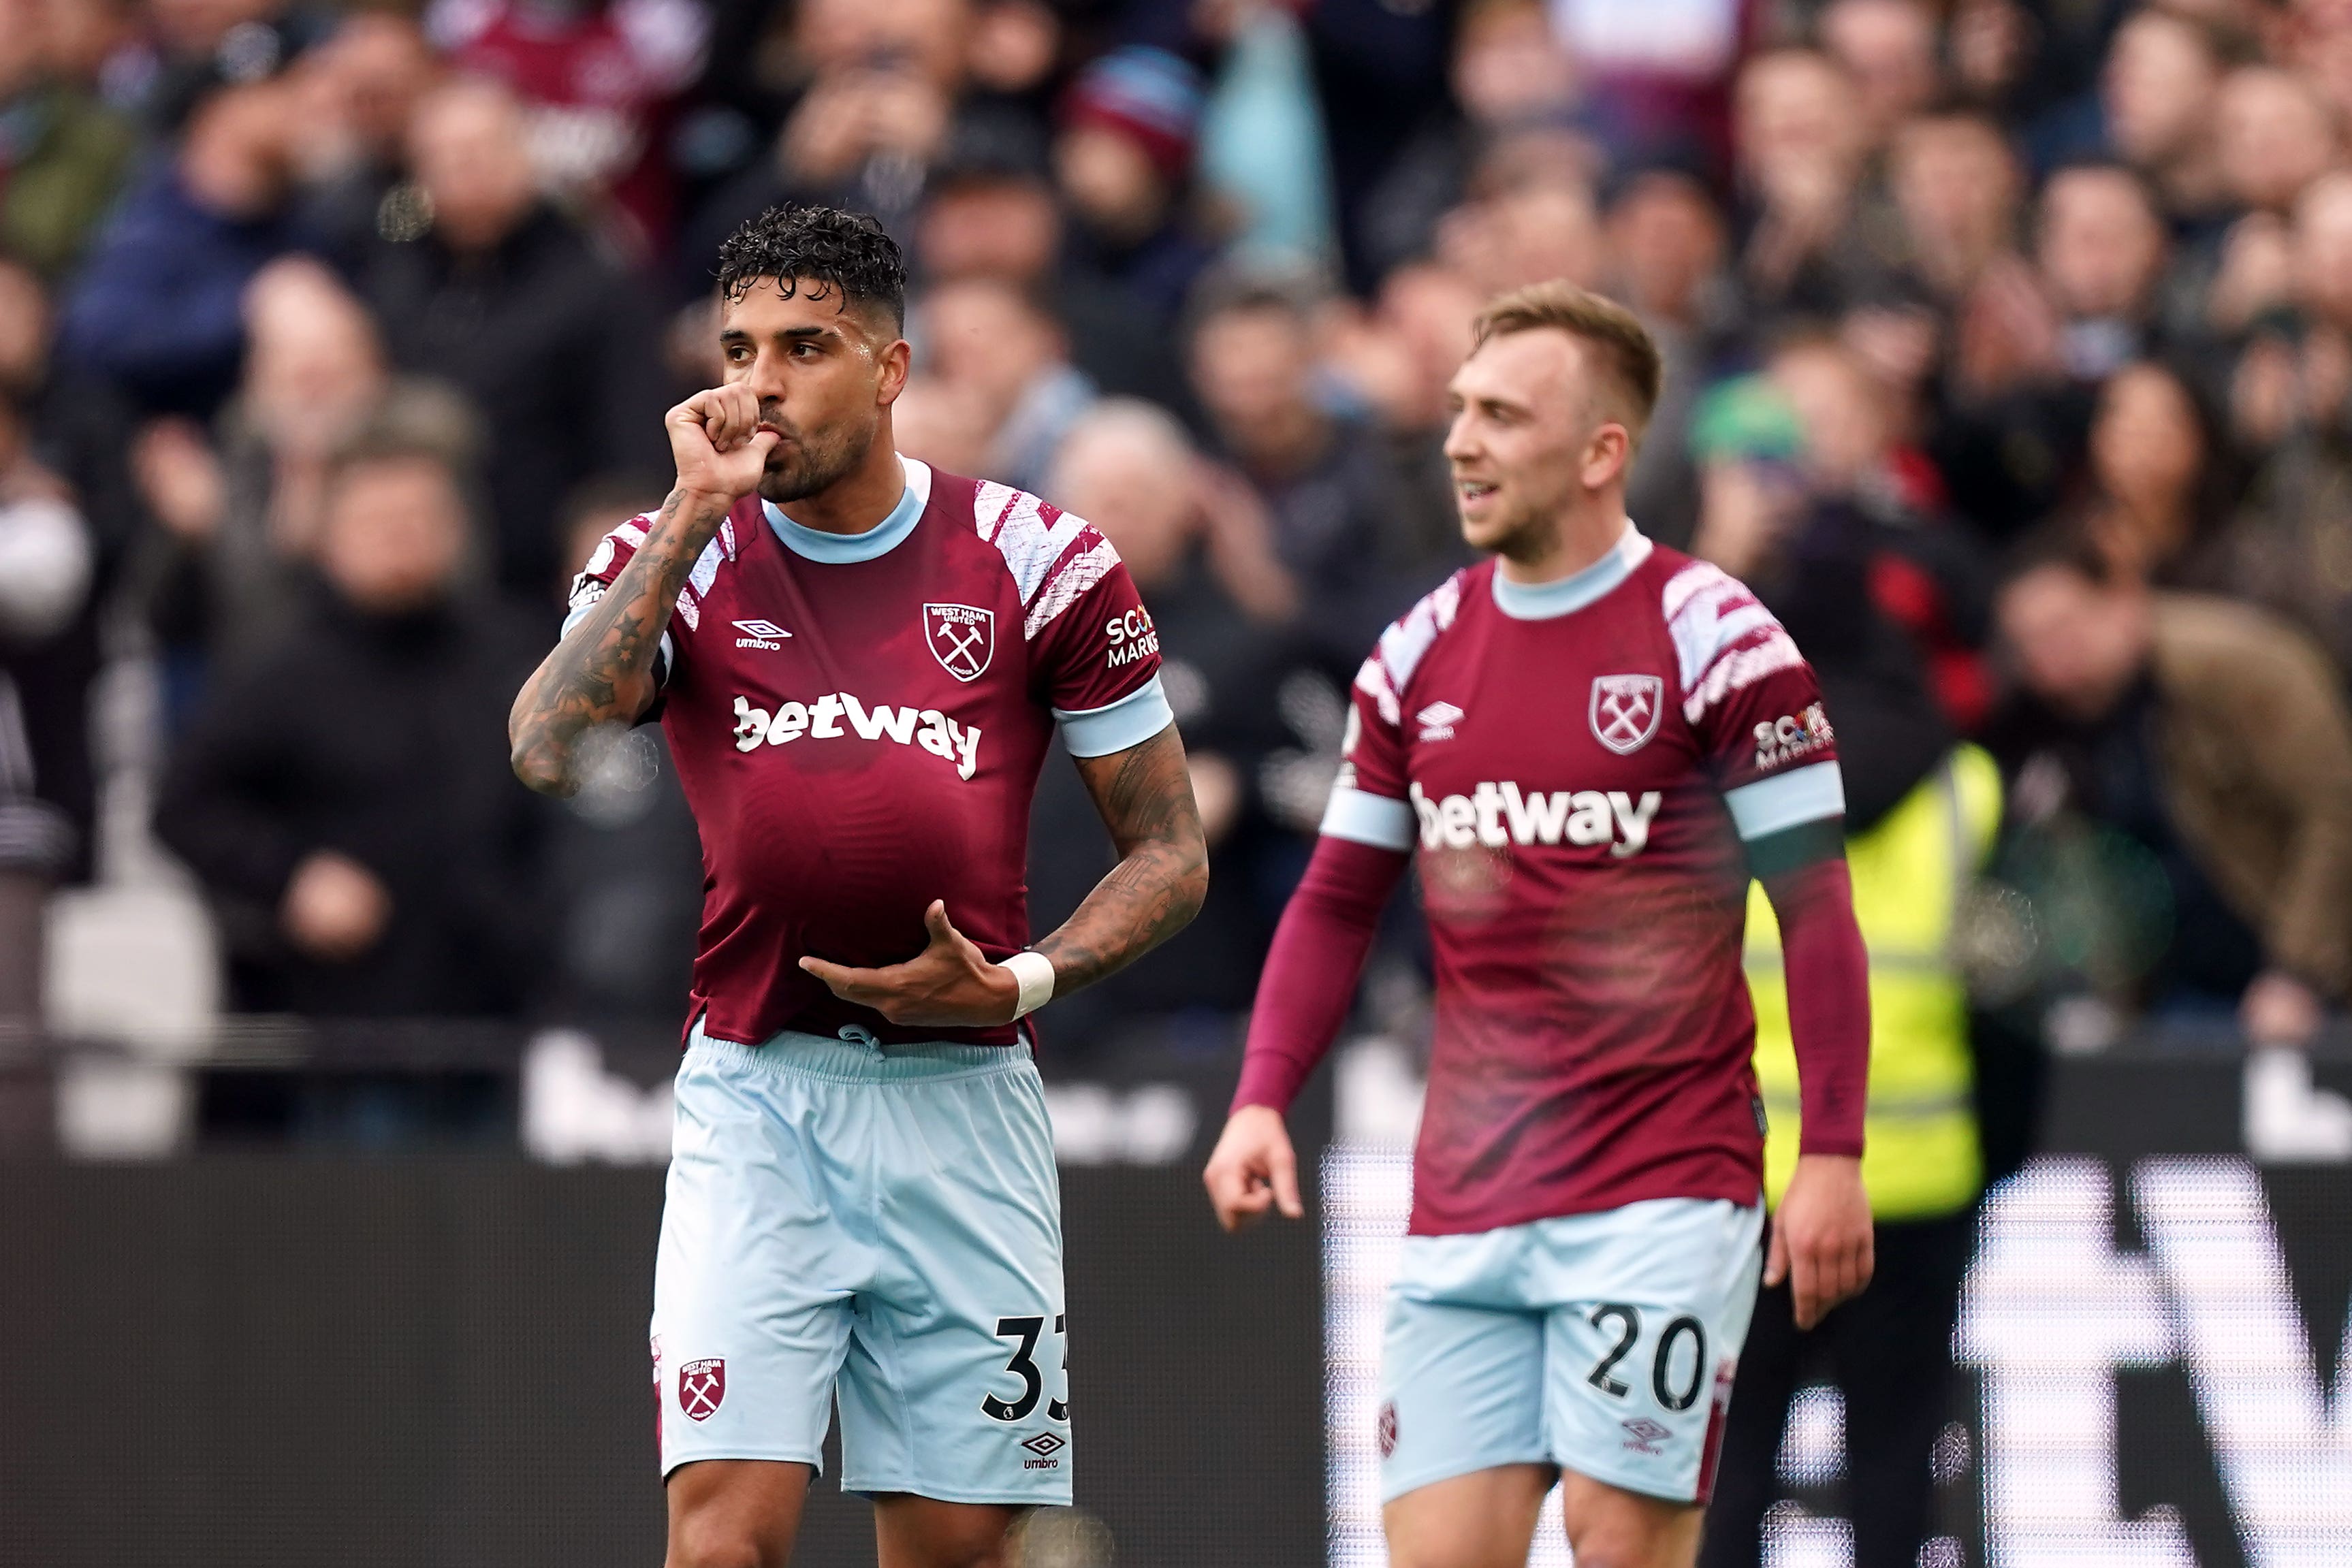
[
  {"x1": 1700, "y1": 746, "x2": 2003, "y2": 1568},
  {"x1": 1747, "y1": 744, "x2": 2001, "y2": 1219}
]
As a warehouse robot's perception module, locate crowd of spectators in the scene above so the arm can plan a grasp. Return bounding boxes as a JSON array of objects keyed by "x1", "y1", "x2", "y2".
[{"x1": 3, "y1": 0, "x2": 2351, "y2": 1059}]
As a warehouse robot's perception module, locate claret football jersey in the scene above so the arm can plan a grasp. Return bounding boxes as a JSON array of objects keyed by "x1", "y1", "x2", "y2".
[
  {"x1": 1321, "y1": 524, "x2": 1845, "y2": 1234},
  {"x1": 569, "y1": 455, "x2": 1170, "y2": 1047}
]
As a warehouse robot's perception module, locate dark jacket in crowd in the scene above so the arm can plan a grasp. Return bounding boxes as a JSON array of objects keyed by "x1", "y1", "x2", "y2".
[
  {"x1": 157, "y1": 587, "x2": 550, "y2": 1017},
  {"x1": 1239, "y1": 413, "x2": 1419, "y2": 667},
  {"x1": 539, "y1": 727, "x2": 704, "y2": 1029},
  {"x1": 1993, "y1": 594, "x2": 2352, "y2": 1004},
  {"x1": 345, "y1": 204, "x2": 671, "y2": 592},
  {"x1": 1750, "y1": 496, "x2": 1986, "y2": 825},
  {"x1": 56, "y1": 156, "x2": 291, "y2": 414},
  {"x1": 1064, "y1": 219, "x2": 1217, "y2": 327},
  {"x1": 1028, "y1": 558, "x2": 1299, "y2": 1055}
]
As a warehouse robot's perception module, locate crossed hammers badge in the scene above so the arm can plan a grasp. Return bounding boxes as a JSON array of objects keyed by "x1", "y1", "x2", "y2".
[{"x1": 923, "y1": 603, "x2": 996, "y2": 682}]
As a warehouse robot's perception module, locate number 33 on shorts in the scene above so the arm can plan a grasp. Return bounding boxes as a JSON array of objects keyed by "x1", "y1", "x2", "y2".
[{"x1": 983, "y1": 1312, "x2": 1070, "y2": 1425}]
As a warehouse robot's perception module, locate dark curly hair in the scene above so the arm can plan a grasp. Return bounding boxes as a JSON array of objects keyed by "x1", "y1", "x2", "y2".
[{"x1": 714, "y1": 205, "x2": 907, "y2": 330}]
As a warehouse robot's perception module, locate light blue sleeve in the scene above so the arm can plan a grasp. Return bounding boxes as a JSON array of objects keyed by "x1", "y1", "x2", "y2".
[
  {"x1": 1318, "y1": 785, "x2": 1416, "y2": 850},
  {"x1": 1722, "y1": 761, "x2": 1845, "y2": 841},
  {"x1": 1053, "y1": 674, "x2": 1175, "y2": 758}
]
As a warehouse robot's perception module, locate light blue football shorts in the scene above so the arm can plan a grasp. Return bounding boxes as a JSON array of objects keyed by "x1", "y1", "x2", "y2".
[
  {"x1": 1378, "y1": 1197, "x2": 1765, "y2": 1506},
  {"x1": 650, "y1": 1025, "x2": 1072, "y2": 1505}
]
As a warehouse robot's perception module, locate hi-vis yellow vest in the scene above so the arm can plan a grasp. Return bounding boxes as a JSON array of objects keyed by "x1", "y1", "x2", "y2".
[{"x1": 1745, "y1": 746, "x2": 2001, "y2": 1221}]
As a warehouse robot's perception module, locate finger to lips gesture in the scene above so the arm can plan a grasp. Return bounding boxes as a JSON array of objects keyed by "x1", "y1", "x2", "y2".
[{"x1": 798, "y1": 901, "x2": 1023, "y2": 1029}]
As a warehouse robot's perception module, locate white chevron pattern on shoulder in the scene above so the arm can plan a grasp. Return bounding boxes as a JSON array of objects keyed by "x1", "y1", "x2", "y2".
[
  {"x1": 1681, "y1": 630, "x2": 1805, "y2": 723},
  {"x1": 1354, "y1": 656, "x2": 1401, "y2": 726},
  {"x1": 974, "y1": 479, "x2": 1020, "y2": 541},
  {"x1": 1377, "y1": 573, "x2": 1465, "y2": 688},
  {"x1": 1358, "y1": 572, "x2": 1466, "y2": 727},
  {"x1": 974, "y1": 482, "x2": 1092, "y2": 604},
  {"x1": 1661, "y1": 556, "x2": 1734, "y2": 620},
  {"x1": 1025, "y1": 538, "x2": 1119, "y2": 639},
  {"x1": 972, "y1": 479, "x2": 1115, "y2": 639},
  {"x1": 1663, "y1": 560, "x2": 1785, "y2": 692}
]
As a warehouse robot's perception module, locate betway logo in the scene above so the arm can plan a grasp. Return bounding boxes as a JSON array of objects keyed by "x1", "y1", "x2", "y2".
[
  {"x1": 1410, "y1": 781, "x2": 1661, "y2": 857},
  {"x1": 733, "y1": 693, "x2": 983, "y2": 780}
]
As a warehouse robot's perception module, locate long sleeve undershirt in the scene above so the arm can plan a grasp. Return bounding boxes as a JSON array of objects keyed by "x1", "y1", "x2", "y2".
[
  {"x1": 1230, "y1": 835, "x2": 1408, "y2": 1114},
  {"x1": 1758, "y1": 853, "x2": 1869, "y2": 1156}
]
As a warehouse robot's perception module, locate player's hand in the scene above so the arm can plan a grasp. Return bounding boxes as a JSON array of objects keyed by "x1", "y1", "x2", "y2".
[
  {"x1": 667, "y1": 385, "x2": 779, "y2": 505},
  {"x1": 797, "y1": 900, "x2": 1021, "y2": 1028},
  {"x1": 1764, "y1": 1153, "x2": 1873, "y2": 1330},
  {"x1": 1203, "y1": 1105, "x2": 1304, "y2": 1232}
]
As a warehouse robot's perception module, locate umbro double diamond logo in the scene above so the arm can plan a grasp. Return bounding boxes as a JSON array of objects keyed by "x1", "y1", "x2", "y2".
[
  {"x1": 1416, "y1": 701, "x2": 1464, "y2": 741},
  {"x1": 733, "y1": 618, "x2": 791, "y2": 650}
]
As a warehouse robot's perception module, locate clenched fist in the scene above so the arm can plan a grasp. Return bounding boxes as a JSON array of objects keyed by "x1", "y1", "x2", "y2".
[{"x1": 667, "y1": 384, "x2": 780, "y2": 505}]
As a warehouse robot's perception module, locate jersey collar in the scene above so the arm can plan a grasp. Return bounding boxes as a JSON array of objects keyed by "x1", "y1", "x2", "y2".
[
  {"x1": 1489, "y1": 521, "x2": 1652, "y2": 620},
  {"x1": 762, "y1": 455, "x2": 933, "y2": 564}
]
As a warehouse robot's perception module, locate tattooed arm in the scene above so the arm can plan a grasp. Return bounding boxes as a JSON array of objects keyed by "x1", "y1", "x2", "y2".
[
  {"x1": 1038, "y1": 723, "x2": 1209, "y2": 990},
  {"x1": 797, "y1": 724, "x2": 1209, "y2": 1026},
  {"x1": 507, "y1": 385, "x2": 776, "y2": 796}
]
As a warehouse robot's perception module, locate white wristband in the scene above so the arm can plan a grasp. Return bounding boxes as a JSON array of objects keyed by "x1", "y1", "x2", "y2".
[{"x1": 1000, "y1": 950, "x2": 1056, "y2": 1019}]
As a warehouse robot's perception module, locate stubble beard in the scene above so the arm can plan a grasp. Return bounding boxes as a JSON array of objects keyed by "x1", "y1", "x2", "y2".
[
  {"x1": 756, "y1": 413, "x2": 875, "y2": 505},
  {"x1": 1464, "y1": 490, "x2": 1561, "y2": 566}
]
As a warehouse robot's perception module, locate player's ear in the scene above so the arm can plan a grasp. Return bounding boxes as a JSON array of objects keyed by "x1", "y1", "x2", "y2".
[
  {"x1": 874, "y1": 332, "x2": 912, "y2": 405},
  {"x1": 1580, "y1": 419, "x2": 1632, "y2": 490}
]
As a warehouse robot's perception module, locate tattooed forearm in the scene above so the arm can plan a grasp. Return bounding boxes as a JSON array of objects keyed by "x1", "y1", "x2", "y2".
[
  {"x1": 507, "y1": 487, "x2": 728, "y2": 796},
  {"x1": 1037, "y1": 725, "x2": 1209, "y2": 994}
]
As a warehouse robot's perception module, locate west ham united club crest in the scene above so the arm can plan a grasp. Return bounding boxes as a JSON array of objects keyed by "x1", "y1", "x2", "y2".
[
  {"x1": 1589, "y1": 674, "x2": 1664, "y2": 755},
  {"x1": 679, "y1": 1358, "x2": 727, "y2": 1422},
  {"x1": 924, "y1": 603, "x2": 995, "y2": 682}
]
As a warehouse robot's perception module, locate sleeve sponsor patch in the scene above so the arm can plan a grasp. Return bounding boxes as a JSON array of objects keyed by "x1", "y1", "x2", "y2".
[
  {"x1": 1751, "y1": 703, "x2": 1835, "y2": 771},
  {"x1": 1105, "y1": 605, "x2": 1160, "y2": 669}
]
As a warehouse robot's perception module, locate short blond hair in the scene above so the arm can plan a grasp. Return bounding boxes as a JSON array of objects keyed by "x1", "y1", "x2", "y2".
[{"x1": 1472, "y1": 281, "x2": 1664, "y2": 437}]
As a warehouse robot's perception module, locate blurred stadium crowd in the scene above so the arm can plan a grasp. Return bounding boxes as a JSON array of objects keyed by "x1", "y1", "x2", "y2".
[{"x1": 3, "y1": 0, "x2": 2351, "y2": 1066}]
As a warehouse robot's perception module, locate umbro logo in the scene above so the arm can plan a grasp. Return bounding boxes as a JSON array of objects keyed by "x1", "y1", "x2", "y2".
[
  {"x1": 1019, "y1": 1430, "x2": 1065, "y2": 1469},
  {"x1": 1621, "y1": 1416, "x2": 1672, "y2": 1455},
  {"x1": 733, "y1": 618, "x2": 791, "y2": 650},
  {"x1": 1416, "y1": 701, "x2": 1464, "y2": 741}
]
